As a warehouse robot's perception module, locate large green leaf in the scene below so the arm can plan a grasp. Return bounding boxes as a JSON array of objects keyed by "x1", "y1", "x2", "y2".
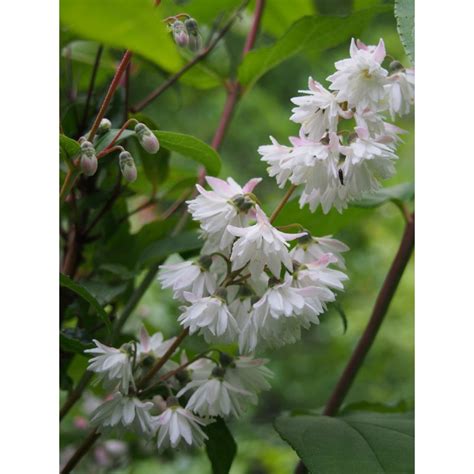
[
  {"x1": 351, "y1": 183, "x2": 414, "y2": 208},
  {"x1": 275, "y1": 412, "x2": 414, "y2": 473},
  {"x1": 60, "y1": 134, "x2": 81, "y2": 169},
  {"x1": 394, "y1": 0, "x2": 414, "y2": 64},
  {"x1": 138, "y1": 231, "x2": 202, "y2": 268},
  {"x1": 204, "y1": 417, "x2": 237, "y2": 474},
  {"x1": 60, "y1": 273, "x2": 112, "y2": 337},
  {"x1": 238, "y1": 7, "x2": 389, "y2": 91},
  {"x1": 154, "y1": 131, "x2": 222, "y2": 176}
]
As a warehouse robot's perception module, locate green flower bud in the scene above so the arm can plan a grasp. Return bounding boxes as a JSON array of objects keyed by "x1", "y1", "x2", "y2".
[
  {"x1": 80, "y1": 140, "x2": 98, "y2": 177},
  {"x1": 185, "y1": 18, "x2": 201, "y2": 52},
  {"x1": 171, "y1": 20, "x2": 189, "y2": 47},
  {"x1": 97, "y1": 118, "x2": 112, "y2": 135},
  {"x1": 119, "y1": 150, "x2": 137, "y2": 182},
  {"x1": 135, "y1": 123, "x2": 160, "y2": 154}
]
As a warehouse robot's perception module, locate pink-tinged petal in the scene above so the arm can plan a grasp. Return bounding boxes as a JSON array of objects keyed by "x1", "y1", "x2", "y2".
[
  {"x1": 355, "y1": 126, "x2": 369, "y2": 140},
  {"x1": 349, "y1": 38, "x2": 358, "y2": 57},
  {"x1": 139, "y1": 327, "x2": 150, "y2": 352},
  {"x1": 205, "y1": 176, "x2": 231, "y2": 194},
  {"x1": 328, "y1": 132, "x2": 341, "y2": 151},
  {"x1": 242, "y1": 177, "x2": 262, "y2": 194},
  {"x1": 373, "y1": 38, "x2": 386, "y2": 63},
  {"x1": 356, "y1": 39, "x2": 368, "y2": 50},
  {"x1": 255, "y1": 205, "x2": 269, "y2": 224},
  {"x1": 227, "y1": 224, "x2": 249, "y2": 237}
]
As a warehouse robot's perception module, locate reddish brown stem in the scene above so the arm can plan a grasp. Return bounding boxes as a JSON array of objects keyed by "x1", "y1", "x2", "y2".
[
  {"x1": 61, "y1": 429, "x2": 100, "y2": 474},
  {"x1": 211, "y1": 82, "x2": 241, "y2": 150},
  {"x1": 88, "y1": 50, "x2": 132, "y2": 142},
  {"x1": 242, "y1": 0, "x2": 265, "y2": 56},
  {"x1": 294, "y1": 213, "x2": 415, "y2": 473}
]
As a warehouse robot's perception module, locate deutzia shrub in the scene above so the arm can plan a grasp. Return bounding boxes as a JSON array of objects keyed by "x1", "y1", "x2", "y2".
[{"x1": 83, "y1": 37, "x2": 413, "y2": 454}]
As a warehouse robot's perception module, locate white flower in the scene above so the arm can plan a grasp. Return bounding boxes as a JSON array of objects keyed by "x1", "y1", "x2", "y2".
[
  {"x1": 136, "y1": 327, "x2": 177, "y2": 360},
  {"x1": 384, "y1": 68, "x2": 414, "y2": 118},
  {"x1": 187, "y1": 176, "x2": 261, "y2": 250},
  {"x1": 85, "y1": 340, "x2": 134, "y2": 394},
  {"x1": 228, "y1": 206, "x2": 305, "y2": 278},
  {"x1": 250, "y1": 275, "x2": 335, "y2": 349},
  {"x1": 158, "y1": 257, "x2": 217, "y2": 300},
  {"x1": 154, "y1": 401, "x2": 208, "y2": 450},
  {"x1": 224, "y1": 357, "x2": 273, "y2": 401},
  {"x1": 328, "y1": 38, "x2": 388, "y2": 109},
  {"x1": 258, "y1": 136, "x2": 294, "y2": 188},
  {"x1": 294, "y1": 254, "x2": 349, "y2": 291},
  {"x1": 178, "y1": 372, "x2": 252, "y2": 418},
  {"x1": 290, "y1": 77, "x2": 347, "y2": 141},
  {"x1": 290, "y1": 233, "x2": 350, "y2": 269},
  {"x1": 90, "y1": 393, "x2": 154, "y2": 436},
  {"x1": 178, "y1": 291, "x2": 239, "y2": 344}
]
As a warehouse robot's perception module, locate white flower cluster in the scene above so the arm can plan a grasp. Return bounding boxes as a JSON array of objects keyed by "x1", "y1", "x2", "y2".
[
  {"x1": 258, "y1": 38, "x2": 414, "y2": 213},
  {"x1": 159, "y1": 176, "x2": 348, "y2": 353}
]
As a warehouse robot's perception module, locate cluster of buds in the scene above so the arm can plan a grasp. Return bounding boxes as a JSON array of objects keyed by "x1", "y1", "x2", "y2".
[
  {"x1": 167, "y1": 15, "x2": 202, "y2": 52},
  {"x1": 77, "y1": 120, "x2": 160, "y2": 183}
]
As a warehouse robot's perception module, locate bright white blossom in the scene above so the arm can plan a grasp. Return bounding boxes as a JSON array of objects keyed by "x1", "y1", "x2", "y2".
[
  {"x1": 290, "y1": 77, "x2": 347, "y2": 140},
  {"x1": 290, "y1": 233, "x2": 350, "y2": 269},
  {"x1": 384, "y1": 68, "x2": 415, "y2": 118},
  {"x1": 90, "y1": 393, "x2": 154, "y2": 435},
  {"x1": 178, "y1": 372, "x2": 251, "y2": 418},
  {"x1": 178, "y1": 291, "x2": 239, "y2": 343},
  {"x1": 187, "y1": 176, "x2": 261, "y2": 250},
  {"x1": 328, "y1": 38, "x2": 388, "y2": 109},
  {"x1": 294, "y1": 254, "x2": 349, "y2": 291},
  {"x1": 158, "y1": 257, "x2": 216, "y2": 300},
  {"x1": 228, "y1": 206, "x2": 305, "y2": 278},
  {"x1": 85, "y1": 340, "x2": 134, "y2": 394},
  {"x1": 154, "y1": 400, "x2": 208, "y2": 450}
]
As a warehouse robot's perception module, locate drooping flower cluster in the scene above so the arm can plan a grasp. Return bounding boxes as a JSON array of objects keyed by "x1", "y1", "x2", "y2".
[
  {"x1": 81, "y1": 37, "x2": 413, "y2": 456},
  {"x1": 259, "y1": 38, "x2": 414, "y2": 213}
]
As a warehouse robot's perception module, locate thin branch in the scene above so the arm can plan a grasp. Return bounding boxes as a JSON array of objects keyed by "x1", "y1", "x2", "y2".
[
  {"x1": 61, "y1": 429, "x2": 101, "y2": 474},
  {"x1": 78, "y1": 45, "x2": 103, "y2": 137},
  {"x1": 269, "y1": 184, "x2": 297, "y2": 224},
  {"x1": 88, "y1": 50, "x2": 133, "y2": 142},
  {"x1": 323, "y1": 213, "x2": 415, "y2": 415},
  {"x1": 242, "y1": 0, "x2": 265, "y2": 55},
  {"x1": 60, "y1": 371, "x2": 94, "y2": 421},
  {"x1": 131, "y1": 0, "x2": 250, "y2": 113}
]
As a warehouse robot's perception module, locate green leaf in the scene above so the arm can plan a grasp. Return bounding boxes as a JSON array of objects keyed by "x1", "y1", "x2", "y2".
[
  {"x1": 394, "y1": 0, "x2": 414, "y2": 64},
  {"x1": 154, "y1": 131, "x2": 222, "y2": 176},
  {"x1": 60, "y1": 0, "x2": 181, "y2": 72},
  {"x1": 60, "y1": 329, "x2": 93, "y2": 354},
  {"x1": 275, "y1": 412, "x2": 414, "y2": 473},
  {"x1": 61, "y1": 40, "x2": 115, "y2": 69},
  {"x1": 140, "y1": 146, "x2": 170, "y2": 188},
  {"x1": 94, "y1": 129, "x2": 135, "y2": 152},
  {"x1": 60, "y1": 134, "x2": 81, "y2": 170},
  {"x1": 204, "y1": 417, "x2": 237, "y2": 474},
  {"x1": 138, "y1": 231, "x2": 202, "y2": 268},
  {"x1": 340, "y1": 400, "x2": 414, "y2": 415},
  {"x1": 238, "y1": 7, "x2": 389, "y2": 91},
  {"x1": 60, "y1": 273, "x2": 113, "y2": 337},
  {"x1": 351, "y1": 183, "x2": 414, "y2": 209}
]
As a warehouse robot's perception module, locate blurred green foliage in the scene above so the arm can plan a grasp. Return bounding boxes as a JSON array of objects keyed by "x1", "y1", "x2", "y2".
[{"x1": 60, "y1": 0, "x2": 413, "y2": 472}]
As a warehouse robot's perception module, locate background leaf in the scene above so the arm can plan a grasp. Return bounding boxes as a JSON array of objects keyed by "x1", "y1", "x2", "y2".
[
  {"x1": 394, "y1": 0, "x2": 414, "y2": 64},
  {"x1": 350, "y1": 183, "x2": 414, "y2": 208},
  {"x1": 275, "y1": 412, "x2": 414, "y2": 473},
  {"x1": 60, "y1": 273, "x2": 112, "y2": 336},
  {"x1": 204, "y1": 417, "x2": 237, "y2": 474},
  {"x1": 154, "y1": 131, "x2": 222, "y2": 176},
  {"x1": 238, "y1": 7, "x2": 389, "y2": 91}
]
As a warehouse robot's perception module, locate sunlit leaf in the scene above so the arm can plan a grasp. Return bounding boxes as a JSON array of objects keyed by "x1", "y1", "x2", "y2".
[{"x1": 394, "y1": 0, "x2": 414, "y2": 64}]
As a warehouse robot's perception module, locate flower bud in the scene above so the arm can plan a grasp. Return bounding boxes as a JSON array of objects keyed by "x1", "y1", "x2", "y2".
[
  {"x1": 135, "y1": 123, "x2": 160, "y2": 154},
  {"x1": 80, "y1": 140, "x2": 98, "y2": 176},
  {"x1": 97, "y1": 118, "x2": 112, "y2": 135},
  {"x1": 171, "y1": 20, "x2": 189, "y2": 47},
  {"x1": 119, "y1": 151, "x2": 137, "y2": 182},
  {"x1": 185, "y1": 18, "x2": 201, "y2": 52}
]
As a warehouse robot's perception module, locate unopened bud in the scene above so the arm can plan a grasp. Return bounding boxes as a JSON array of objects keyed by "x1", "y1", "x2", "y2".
[
  {"x1": 97, "y1": 118, "x2": 112, "y2": 135},
  {"x1": 198, "y1": 254, "x2": 213, "y2": 270},
  {"x1": 135, "y1": 123, "x2": 160, "y2": 154},
  {"x1": 172, "y1": 20, "x2": 189, "y2": 48},
  {"x1": 80, "y1": 140, "x2": 98, "y2": 176},
  {"x1": 211, "y1": 366, "x2": 225, "y2": 378},
  {"x1": 389, "y1": 60, "x2": 405, "y2": 74},
  {"x1": 119, "y1": 151, "x2": 137, "y2": 182},
  {"x1": 219, "y1": 352, "x2": 234, "y2": 368},
  {"x1": 185, "y1": 18, "x2": 201, "y2": 52}
]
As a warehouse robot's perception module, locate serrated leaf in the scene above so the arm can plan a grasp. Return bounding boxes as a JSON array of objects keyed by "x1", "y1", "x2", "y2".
[
  {"x1": 204, "y1": 417, "x2": 237, "y2": 474},
  {"x1": 394, "y1": 0, "x2": 414, "y2": 64},
  {"x1": 154, "y1": 131, "x2": 222, "y2": 176},
  {"x1": 275, "y1": 412, "x2": 414, "y2": 474},
  {"x1": 60, "y1": 273, "x2": 112, "y2": 337},
  {"x1": 138, "y1": 231, "x2": 202, "y2": 268},
  {"x1": 238, "y1": 7, "x2": 389, "y2": 91},
  {"x1": 351, "y1": 183, "x2": 414, "y2": 209}
]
